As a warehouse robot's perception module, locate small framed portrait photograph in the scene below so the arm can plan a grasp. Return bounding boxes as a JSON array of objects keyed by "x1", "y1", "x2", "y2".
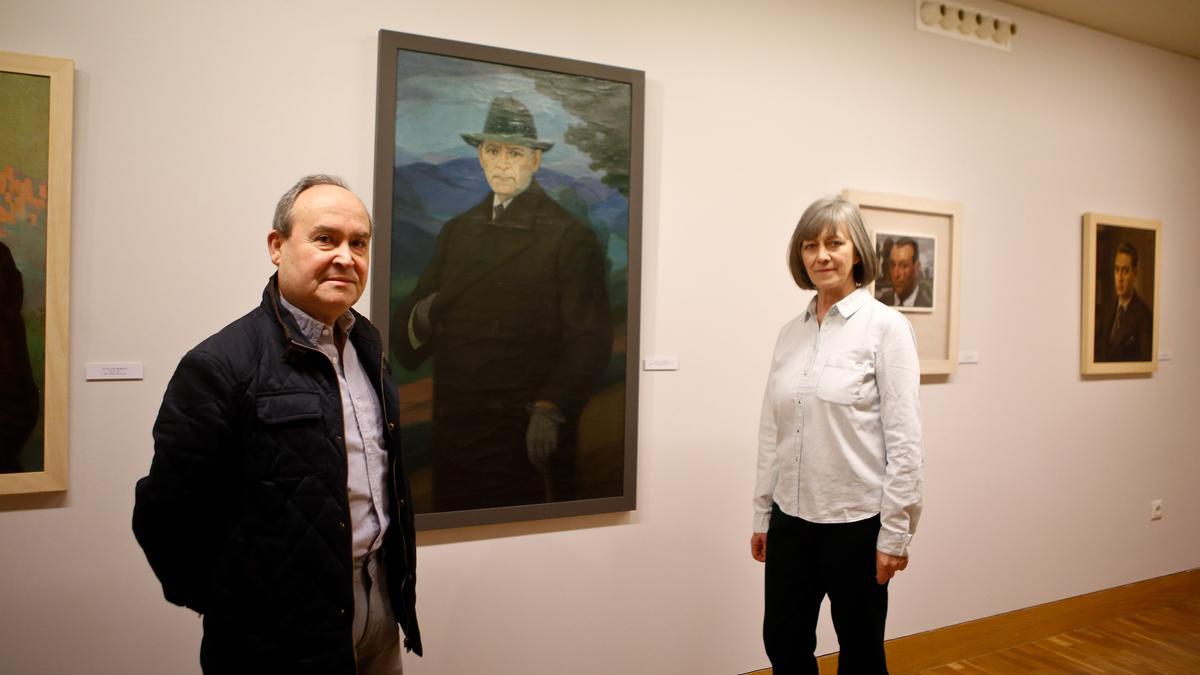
[
  {"x1": 842, "y1": 190, "x2": 962, "y2": 377},
  {"x1": 873, "y1": 232, "x2": 937, "y2": 314},
  {"x1": 372, "y1": 31, "x2": 644, "y2": 529},
  {"x1": 1081, "y1": 213, "x2": 1160, "y2": 376}
]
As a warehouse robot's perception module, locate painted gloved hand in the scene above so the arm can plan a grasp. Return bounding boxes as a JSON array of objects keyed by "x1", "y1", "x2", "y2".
[
  {"x1": 526, "y1": 403, "x2": 565, "y2": 471},
  {"x1": 412, "y1": 292, "x2": 437, "y2": 342}
]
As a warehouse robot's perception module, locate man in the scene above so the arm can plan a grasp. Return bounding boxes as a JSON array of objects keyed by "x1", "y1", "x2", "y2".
[
  {"x1": 134, "y1": 175, "x2": 421, "y2": 674},
  {"x1": 876, "y1": 237, "x2": 933, "y2": 308},
  {"x1": 394, "y1": 95, "x2": 611, "y2": 512},
  {"x1": 1094, "y1": 241, "x2": 1153, "y2": 362}
]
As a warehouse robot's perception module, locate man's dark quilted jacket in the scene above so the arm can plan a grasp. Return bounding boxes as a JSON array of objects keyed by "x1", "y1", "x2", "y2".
[{"x1": 133, "y1": 276, "x2": 422, "y2": 673}]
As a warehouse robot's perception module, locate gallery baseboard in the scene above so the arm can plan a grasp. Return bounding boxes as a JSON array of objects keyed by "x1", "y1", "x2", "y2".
[{"x1": 743, "y1": 567, "x2": 1200, "y2": 674}]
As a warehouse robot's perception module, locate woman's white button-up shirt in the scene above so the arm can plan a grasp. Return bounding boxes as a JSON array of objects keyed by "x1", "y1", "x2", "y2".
[{"x1": 753, "y1": 288, "x2": 924, "y2": 556}]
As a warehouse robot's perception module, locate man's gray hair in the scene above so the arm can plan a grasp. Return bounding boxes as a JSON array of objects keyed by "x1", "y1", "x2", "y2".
[
  {"x1": 787, "y1": 197, "x2": 879, "y2": 291},
  {"x1": 272, "y1": 174, "x2": 371, "y2": 237}
]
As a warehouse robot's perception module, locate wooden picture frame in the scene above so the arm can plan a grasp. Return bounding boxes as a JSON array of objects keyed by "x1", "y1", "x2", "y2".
[
  {"x1": 0, "y1": 51, "x2": 73, "y2": 495},
  {"x1": 1081, "y1": 213, "x2": 1160, "y2": 376},
  {"x1": 842, "y1": 189, "x2": 962, "y2": 376},
  {"x1": 372, "y1": 31, "x2": 643, "y2": 529}
]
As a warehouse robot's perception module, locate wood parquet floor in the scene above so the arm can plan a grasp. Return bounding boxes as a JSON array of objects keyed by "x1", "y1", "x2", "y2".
[{"x1": 913, "y1": 597, "x2": 1200, "y2": 674}]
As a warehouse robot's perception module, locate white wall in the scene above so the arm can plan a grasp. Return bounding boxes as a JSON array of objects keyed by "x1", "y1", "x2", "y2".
[{"x1": 2, "y1": 1, "x2": 1198, "y2": 673}]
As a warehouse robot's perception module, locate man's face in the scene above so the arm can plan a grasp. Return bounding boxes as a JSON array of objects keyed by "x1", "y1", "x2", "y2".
[
  {"x1": 478, "y1": 140, "x2": 541, "y2": 201},
  {"x1": 888, "y1": 243, "x2": 919, "y2": 300},
  {"x1": 267, "y1": 184, "x2": 371, "y2": 325},
  {"x1": 1113, "y1": 252, "x2": 1136, "y2": 302}
]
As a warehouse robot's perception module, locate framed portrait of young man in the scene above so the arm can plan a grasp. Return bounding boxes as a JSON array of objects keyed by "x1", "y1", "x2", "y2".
[{"x1": 1081, "y1": 213, "x2": 1160, "y2": 376}]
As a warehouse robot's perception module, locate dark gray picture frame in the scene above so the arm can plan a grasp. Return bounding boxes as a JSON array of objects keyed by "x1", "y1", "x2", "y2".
[{"x1": 372, "y1": 31, "x2": 643, "y2": 530}]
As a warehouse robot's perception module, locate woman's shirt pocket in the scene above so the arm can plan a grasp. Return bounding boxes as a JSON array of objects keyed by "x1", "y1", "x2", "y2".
[{"x1": 816, "y1": 357, "x2": 874, "y2": 405}]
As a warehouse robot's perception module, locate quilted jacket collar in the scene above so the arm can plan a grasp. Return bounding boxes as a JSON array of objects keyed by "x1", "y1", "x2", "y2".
[{"x1": 260, "y1": 274, "x2": 383, "y2": 360}]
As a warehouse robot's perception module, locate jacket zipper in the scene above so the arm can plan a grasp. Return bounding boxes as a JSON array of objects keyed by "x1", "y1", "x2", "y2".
[
  {"x1": 287, "y1": 337, "x2": 360, "y2": 671},
  {"x1": 295, "y1": 337, "x2": 415, "y2": 655}
]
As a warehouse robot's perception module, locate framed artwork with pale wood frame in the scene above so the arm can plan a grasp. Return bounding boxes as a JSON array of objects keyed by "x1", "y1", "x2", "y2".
[
  {"x1": 842, "y1": 189, "x2": 962, "y2": 376},
  {"x1": 1081, "y1": 213, "x2": 1159, "y2": 376},
  {"x1": 0, "y1": 51, "x2": 73, "y2": 495}
]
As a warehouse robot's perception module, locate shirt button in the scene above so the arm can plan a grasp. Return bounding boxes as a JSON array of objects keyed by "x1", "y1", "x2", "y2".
[
  {"x1": 397, "y1": 498, "x2": 406, "y2": 508},
  {"x1": 338, "y1": 521, "x2": 347, "y2": 530},
  {"x1": 388, "y1": 423, "x2": 396, "y2": 432}
]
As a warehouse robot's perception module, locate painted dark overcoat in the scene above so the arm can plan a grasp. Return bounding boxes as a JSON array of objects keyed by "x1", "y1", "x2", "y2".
[{"x1": 394, "y1": 180, "x2": 611, "y2": 510}]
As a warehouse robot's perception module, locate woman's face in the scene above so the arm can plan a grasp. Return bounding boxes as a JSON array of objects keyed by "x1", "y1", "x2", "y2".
[{"x1": 801, "y1": 222, "x2": 859, "y2": 299}]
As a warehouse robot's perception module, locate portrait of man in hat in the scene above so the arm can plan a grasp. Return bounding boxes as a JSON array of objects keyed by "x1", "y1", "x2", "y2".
[{"x1": 393, "y1": 95, "x2": 613, "y2": 513}]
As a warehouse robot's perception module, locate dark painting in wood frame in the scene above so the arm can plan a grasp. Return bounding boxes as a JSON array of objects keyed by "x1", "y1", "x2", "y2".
[
  {"x1": 0, "y1": 51, "x2": 72, "y2": 496},
  {"x1": 1081, "y1": 212, "x2": 1160, "y2": 376}
]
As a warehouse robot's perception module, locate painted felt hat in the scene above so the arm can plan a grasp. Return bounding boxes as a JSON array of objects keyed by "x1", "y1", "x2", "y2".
[{"x1": 461, "y1": 96, "x2": 554, "y2": 152}]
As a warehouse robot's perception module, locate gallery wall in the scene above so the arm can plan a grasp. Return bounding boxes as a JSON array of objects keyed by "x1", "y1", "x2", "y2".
[{"x1": 2, "y1": 1, "x2": 1198, "y2": 673}]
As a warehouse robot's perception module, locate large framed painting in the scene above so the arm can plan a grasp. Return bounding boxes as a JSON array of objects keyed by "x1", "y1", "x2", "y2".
[
  {"x1": 0, "y1": 51, "x2": 73, "y2": 496},
  {"x1": 1081, "y1": 212, "x2": 1160, "y2": 376},
  {"x1": 372, "y1": 31, "x2": 643, "y2": 529},
  {"x1": 842, "y1": 189, "x2": 962, "y2": 376}
]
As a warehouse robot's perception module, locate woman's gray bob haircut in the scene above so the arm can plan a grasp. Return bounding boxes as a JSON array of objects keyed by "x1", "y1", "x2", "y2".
[
  {"x1": 272, "y1": 174, "x2": 372, "y2": 237},
  {"x1": 787, "y1": 197, "x2": 878, "y2": 290}
]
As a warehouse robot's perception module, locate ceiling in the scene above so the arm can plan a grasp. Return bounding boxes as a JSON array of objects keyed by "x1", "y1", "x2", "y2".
[{"x1": 1004, "y1": 0, "x2": 1200, "y2": 59}]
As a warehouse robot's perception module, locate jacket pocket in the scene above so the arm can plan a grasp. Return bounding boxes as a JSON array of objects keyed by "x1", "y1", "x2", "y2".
[
  {"x1": 255, "y1": 390, "x2": 322, "y2": 425},
  {"x1": 816, "y1": 358, "x2": 868, "y2": 405}
]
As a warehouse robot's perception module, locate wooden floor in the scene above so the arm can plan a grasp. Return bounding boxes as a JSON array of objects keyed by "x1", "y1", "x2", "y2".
[
  {"x1": 746, "y1": 573, "x2": 1200, "y2": 675},
  {"x1": 915, "y1": 596, "x2": 1200, "y2": 674}
]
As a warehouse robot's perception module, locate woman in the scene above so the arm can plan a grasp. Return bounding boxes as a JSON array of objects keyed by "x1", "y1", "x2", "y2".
[{"x1": 751, "y1": 198, "x2": 923, "y2": 674}]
